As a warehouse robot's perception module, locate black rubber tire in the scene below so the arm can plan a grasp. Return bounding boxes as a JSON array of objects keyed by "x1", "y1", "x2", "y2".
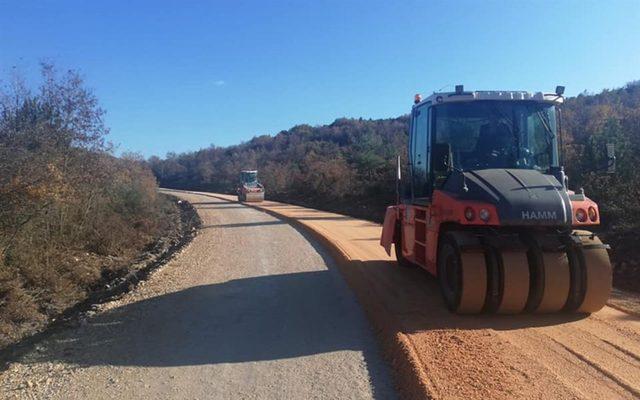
[
  {"x1": 437, "y1": 237, "x2": 461, "y2": 311},
  {"x1": 563, "y1": 245, "x2": 586, "y2": 312},
  {"x1": 521, "y1": 233, "x2": 571, "y2": 313},
  {"x1": 438, "y1": 233, "x2": 488, "y2": 314},
  {"x1": 481, "y1": 246, "x2": 529, "y2": 314},
  {"x1": 394, "y1": 223, "x2": 416, "y2": 268},
  {"x1": 524, "y1": 244, "x2": 545, "y2": 313},
  {"x1": 484, "y1": 247, "x2": 501, "y2": 313}
]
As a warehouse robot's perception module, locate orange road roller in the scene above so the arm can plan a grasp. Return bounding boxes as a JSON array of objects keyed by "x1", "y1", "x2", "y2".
[{"x1": 381, "y1": 85, "x2": 615, "y2": 314}]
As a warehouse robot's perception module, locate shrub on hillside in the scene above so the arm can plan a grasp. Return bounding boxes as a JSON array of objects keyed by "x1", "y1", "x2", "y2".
[{"x1": 0, "y1": 65, "x2": 173, "y2": 346}]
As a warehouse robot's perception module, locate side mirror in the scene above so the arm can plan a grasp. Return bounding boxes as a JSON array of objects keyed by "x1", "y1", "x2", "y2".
[{"x1": 606, "y1": 143, "x2": 616, "y2": 174}]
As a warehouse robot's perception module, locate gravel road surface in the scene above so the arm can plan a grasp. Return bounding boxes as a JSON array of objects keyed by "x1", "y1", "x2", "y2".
[
  {"x1": 0, "y1": 192, "x2": 396, "y2": 400},
  {"x1": 203, "y1": 191, "x2": 640, "y2": 400}
]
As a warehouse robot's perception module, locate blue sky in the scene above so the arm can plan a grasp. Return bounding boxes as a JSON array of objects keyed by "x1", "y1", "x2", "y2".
[{"x1": 1, "y1": 1, "x2": 639, "y2": 157}]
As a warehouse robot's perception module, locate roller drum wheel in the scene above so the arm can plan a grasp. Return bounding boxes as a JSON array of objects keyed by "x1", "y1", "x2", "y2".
[
  {"x1": 244, "y1": 191, "x2": 265, "y2": 202},
  {"x1": 438, "y1": 237, "x2": 487, "y2": 314},
  {"x1": 458, "y1": 252, "x2": 488, "y2": 313},
  {"x1": 535, "y1": 252, "x2": 571, "y2": 313},
  {"x1": 496, "y1": 251, "x2": 530, "y2": 314},
  {"x1": 575, "y1": 232, "x2": 612, "y2": 313}
]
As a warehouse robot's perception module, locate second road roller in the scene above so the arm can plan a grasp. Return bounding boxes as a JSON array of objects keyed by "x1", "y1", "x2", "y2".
[{"x1": 237, "y1": 170, "x2": 265, "y2": 202}]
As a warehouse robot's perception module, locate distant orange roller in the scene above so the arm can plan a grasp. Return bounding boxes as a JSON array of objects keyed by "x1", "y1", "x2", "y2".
[{"x1": 237, "y1": 170, "x2": 265, "y2": 202}]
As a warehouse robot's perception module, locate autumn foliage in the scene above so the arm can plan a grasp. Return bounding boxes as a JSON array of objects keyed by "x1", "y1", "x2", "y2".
[
  {"x1": 0, "y1": 65, "x2": 174, "y2": 346},
  {"x1": 150, "y1": 117, "x2": 409, "y2": 220},
  {"x1": 562, "y1": 82, "x2": 640, "y2": 290}
]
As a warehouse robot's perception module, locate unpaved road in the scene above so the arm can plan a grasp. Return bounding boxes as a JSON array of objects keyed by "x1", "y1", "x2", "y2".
[
  {"x1": 0, "y1": 192, "x2": 396, "y2": 399},
  {"x1": 201, "y1": 191, "x2": 640, "y2": 400}
]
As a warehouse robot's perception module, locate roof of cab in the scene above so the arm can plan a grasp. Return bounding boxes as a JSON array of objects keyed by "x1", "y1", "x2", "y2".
[{"x1": 414, "y1": 90, "x2": 564, "y2": 108}]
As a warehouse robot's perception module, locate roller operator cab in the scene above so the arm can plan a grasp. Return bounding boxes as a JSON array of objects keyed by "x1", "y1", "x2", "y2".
[
  {"x1": 237, "y1": 170, "x2": 265, "y2": 202},
  {"x1": 380, "y1": 86, "x2": 613, "y2": 314}
]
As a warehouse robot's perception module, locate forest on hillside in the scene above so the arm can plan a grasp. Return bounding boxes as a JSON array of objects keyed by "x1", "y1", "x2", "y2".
[
  {"x1": 149, "y1": 116, "x2": 410, "y2": 220},
  {"x1": 150, "y1": 83, "x2": 640, "y2": 290}
]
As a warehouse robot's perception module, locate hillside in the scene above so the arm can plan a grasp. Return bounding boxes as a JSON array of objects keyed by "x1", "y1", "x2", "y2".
[
  {"x1": 149, "y1": 116, "x2": 410, "y2": 221},
  {"x1": 0, "y1": 65, "x2": 182, "y2": 348},
  {"x1": 150, "y1": 83, "x2": 640, "y2": 290}
]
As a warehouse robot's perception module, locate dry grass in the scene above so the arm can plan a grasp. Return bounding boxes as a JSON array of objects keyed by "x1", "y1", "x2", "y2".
[
  {"x1": 0, "y1": 181, "x2": 178, "y2": 349},
  {"x1": 0, "y1": 64, "x2": 179, "y2": 348}
]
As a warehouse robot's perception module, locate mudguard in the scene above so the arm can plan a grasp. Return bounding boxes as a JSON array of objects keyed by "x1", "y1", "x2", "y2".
[{"x1": 380, "y1": 206, "x2": 399, "y2": 256}]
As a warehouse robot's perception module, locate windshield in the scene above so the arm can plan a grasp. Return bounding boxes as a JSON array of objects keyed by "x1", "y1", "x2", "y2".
[
  {"x1": 433, "y1": 101, "x2": 558, "y2": 171},
  {"x1": 241, "y1": 171, "x2": 258, "y2": 186}
]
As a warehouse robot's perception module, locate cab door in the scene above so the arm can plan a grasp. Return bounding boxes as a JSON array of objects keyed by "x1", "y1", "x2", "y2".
[
  {"x1": 411, "y1": 104, "x2": 430, "y2": 202},
  {"x1": 404, "y1": 104, "x2": 431, "y2": 267}
]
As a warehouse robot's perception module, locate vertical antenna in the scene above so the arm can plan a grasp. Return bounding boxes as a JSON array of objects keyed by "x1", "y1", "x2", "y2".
[{"x1": 396, "y1": 155, "x2": 401, "y2": 206}]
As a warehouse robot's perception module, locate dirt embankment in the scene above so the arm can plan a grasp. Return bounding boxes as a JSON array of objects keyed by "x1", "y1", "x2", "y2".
[{"x1": 0, "y1": 195, "x2": 201, "y2": 364}]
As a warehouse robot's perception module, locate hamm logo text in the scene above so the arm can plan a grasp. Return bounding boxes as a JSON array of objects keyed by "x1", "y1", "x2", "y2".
[{"x1": 521, "y1": 210, "x2": 557, "y2": 220}]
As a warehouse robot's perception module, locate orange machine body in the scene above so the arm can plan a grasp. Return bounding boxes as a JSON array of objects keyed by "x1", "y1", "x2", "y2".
[{"x1": 381, "y1": 190, "x2": 600, "y2": 276}]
